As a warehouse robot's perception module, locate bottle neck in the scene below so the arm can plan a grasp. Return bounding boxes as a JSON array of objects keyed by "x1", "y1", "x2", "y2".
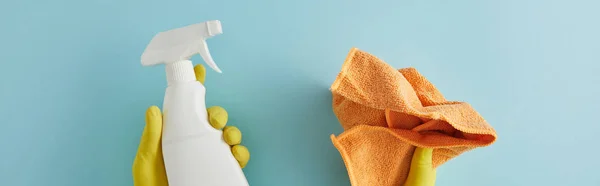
[{"x1": 166, "y1": 60, "x2": 196, "y2": 85}]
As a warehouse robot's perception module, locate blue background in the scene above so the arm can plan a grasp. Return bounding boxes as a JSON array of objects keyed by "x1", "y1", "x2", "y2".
[{"x1": 1, "y1": 0, "x2": 599, "y2": 185}]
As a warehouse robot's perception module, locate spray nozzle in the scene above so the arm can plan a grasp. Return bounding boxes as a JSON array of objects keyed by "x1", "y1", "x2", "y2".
[{"x1": 141, "y1": 20, "x2": 223, "y2": 73}]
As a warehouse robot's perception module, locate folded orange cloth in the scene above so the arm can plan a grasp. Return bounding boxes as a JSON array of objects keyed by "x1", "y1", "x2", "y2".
[{"x1": 330, "y1": 48, "x2": 497, "y2": 186}]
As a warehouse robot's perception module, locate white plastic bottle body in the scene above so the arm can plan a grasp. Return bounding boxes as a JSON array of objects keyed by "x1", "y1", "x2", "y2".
[{"x1": 161, "y1": 80, "x2": 249, "y2": 186}]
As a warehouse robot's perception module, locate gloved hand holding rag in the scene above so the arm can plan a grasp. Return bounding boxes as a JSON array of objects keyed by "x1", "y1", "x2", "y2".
[{"x1": 330, "y1": 48, "x2": 497, "y2": 186}]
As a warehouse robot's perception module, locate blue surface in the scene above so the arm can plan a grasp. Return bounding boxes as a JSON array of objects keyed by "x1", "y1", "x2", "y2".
[{"x1": 1, "y1": 0, "x2": 599, "y2": 185}]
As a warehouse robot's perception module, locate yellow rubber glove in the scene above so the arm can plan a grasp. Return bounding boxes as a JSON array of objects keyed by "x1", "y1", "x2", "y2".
[
  {"x1": 132, "y1": 64, "x2": 250, "y2": 186},
  {"x1": 404, "y1": 147, "x2": 437, "y2": 186}
]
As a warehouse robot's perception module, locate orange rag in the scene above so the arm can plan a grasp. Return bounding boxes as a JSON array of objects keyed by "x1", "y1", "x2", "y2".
[{"x1": 330, "y1": 48, "x2": 497, "y2": 186}]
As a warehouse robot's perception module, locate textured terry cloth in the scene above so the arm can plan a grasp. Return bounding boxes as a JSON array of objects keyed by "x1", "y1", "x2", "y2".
[{"x1": 329, "y1": 48, "x2": 497, "y2": 186}]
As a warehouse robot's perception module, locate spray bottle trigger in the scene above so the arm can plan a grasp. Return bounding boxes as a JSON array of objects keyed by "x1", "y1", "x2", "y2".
[{"x1": 198, "y1": 39, "x2": 222, "y2": 73}]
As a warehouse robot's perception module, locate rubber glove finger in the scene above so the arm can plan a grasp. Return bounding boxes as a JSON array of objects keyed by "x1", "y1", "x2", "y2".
[
  {"x1": 223, "y1": 126, "x2": 242, "y2": 145},
  {"x1": 231, "y1": 145, "x2": 250, "y2": 168},
  {"x1": 194, "y1": 64, "x2": 206, "y2": 84},
  {"x1": 404, "y1": 147, "x2": 437, "y2": 186},
  {"x1": 207, "y1": 106, "x2": 228, "y2": 130},
  {"x1": 137, "y1": 105, "x2": 163, "y2": 155},
  {"x1": 132, "y1": 105, "x2": 168, "y2": 186}
]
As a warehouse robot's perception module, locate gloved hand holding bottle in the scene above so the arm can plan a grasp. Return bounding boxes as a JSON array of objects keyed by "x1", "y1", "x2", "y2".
[
  {"x1": 132, "y1": 64, "x2": 250, "y2": 186},
  {"x1": 136, "y1": 20, "x2": 250, "y2": 186}
]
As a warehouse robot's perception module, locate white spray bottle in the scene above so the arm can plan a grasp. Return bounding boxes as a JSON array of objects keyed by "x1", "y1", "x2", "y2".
[{"x1": 140, "y1": 20, "x2": 249, "y2": 186}]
